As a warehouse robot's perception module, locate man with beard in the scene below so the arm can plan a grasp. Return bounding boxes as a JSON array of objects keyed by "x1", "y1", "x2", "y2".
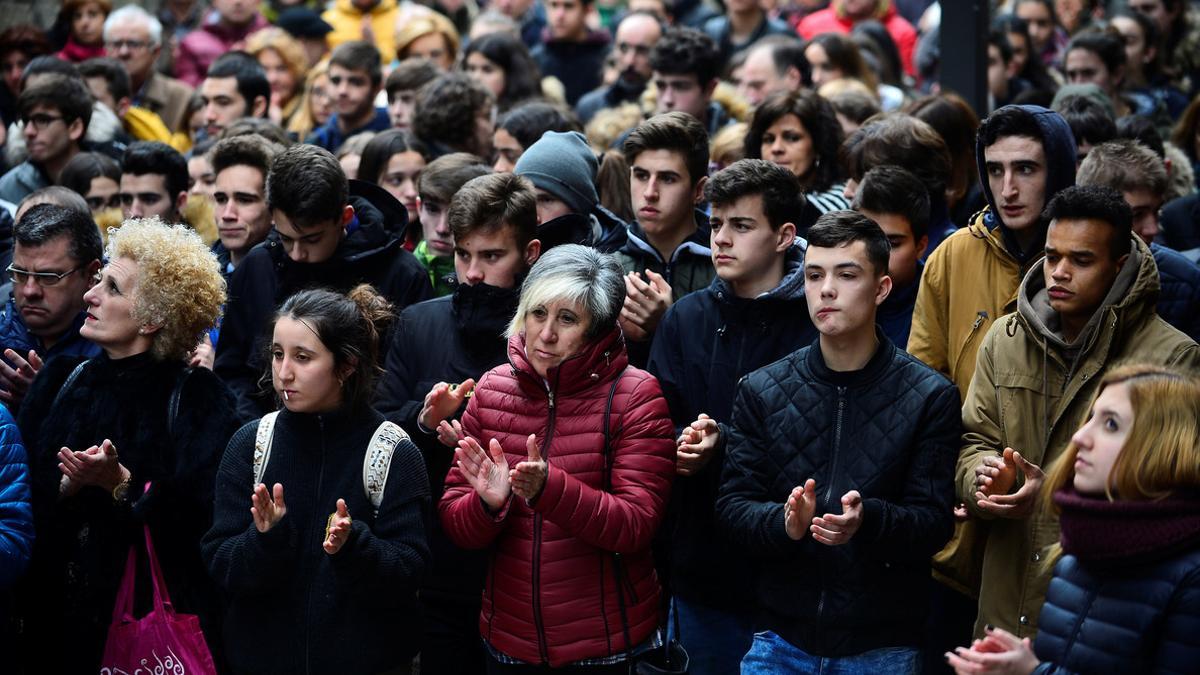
[
  {"x1": 575, "y1": 12, "x2": 662, "y2": 123},
  {"x1": 376, "y1": 172, "x2": 541, "y2": 675}
]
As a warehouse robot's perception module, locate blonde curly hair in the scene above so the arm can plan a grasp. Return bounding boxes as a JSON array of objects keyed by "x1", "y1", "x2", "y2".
[{"x1": 106, "y1": 217, "x2": 225, "y2": 361}]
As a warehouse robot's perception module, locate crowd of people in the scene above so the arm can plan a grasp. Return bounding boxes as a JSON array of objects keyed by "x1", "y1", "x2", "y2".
[{"x1": 0, "y1": 0, "x2": 1198, "y2": 673}]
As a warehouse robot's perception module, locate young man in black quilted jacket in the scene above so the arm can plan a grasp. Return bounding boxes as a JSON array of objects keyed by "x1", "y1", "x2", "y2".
[{"x1": 716, "y1": 210, "x2": 962, "y2": 673}]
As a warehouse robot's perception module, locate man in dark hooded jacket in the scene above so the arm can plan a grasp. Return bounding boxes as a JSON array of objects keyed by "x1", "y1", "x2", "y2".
[
  {"x1": 531, "y1": 0, "x2": 611, "y2": 106},
  {"x1": 647, "y1": 159, "x2": 818, "y2": 675},
  {"x1": 215, "y1": 144, "x2": 431, "y2": 421}
]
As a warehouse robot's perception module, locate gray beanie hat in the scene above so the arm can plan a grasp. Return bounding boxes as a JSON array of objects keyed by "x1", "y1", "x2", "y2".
[{"x1": 513, "y1": 131, "x2": 599, "y2": 216}]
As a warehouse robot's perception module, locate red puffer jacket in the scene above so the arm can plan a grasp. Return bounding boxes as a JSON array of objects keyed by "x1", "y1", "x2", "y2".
[{"x1": 439, "y1": 327, "x2": 675, "y2": 667}]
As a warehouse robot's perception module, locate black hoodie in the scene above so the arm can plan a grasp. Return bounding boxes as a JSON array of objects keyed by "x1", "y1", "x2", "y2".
[{"x1": 214, "y1": 196, "x2": 433, "y2": 421}]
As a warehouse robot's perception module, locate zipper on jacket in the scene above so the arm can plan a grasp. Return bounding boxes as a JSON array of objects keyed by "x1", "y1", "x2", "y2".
[
  {"x1": 532, "y1": 383, "x2": 559, "y2": 665},
  {"x1": 952, "y1": 311, "x2": 989, "y2": 378},
  {"x1": 816, "y1": 386, "x2": 845, "y2": 648},
  {"x1": 303, "y1": 416, "x2": 327, "y2": 675}
]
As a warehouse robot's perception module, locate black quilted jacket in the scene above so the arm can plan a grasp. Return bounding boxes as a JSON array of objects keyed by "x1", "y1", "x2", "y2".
[
  {"x1": 1033, "y1": 550, "x2": 1200, "y2": 674},
  {"x1": 715, "y1": 334, "x2": 961, "y2": 657}
]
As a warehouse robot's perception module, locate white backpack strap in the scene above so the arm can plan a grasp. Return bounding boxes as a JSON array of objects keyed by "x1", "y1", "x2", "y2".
[
  {"x1": 364, "y1": 421, "x2": 409, "y2": 516},
  {"x1": 253, "y1": 411, "x2": 280, "y2": 489}
]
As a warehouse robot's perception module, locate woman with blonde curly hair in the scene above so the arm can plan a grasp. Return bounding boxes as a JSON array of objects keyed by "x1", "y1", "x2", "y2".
[
  {"x1": 246, "y1": 27, "x2": 309, "y2": 128},
  {"x1": 16, "y1": 217, "x2": 243, "y2": 672}
]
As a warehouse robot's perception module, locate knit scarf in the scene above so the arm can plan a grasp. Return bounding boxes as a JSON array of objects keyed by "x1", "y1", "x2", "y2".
[
  {"x1": 57, "y1": 38, "x2": 105, "y2": 63},
  {"x1": 1055, "y1": 487, "x2": 1200, "y2": 566}
]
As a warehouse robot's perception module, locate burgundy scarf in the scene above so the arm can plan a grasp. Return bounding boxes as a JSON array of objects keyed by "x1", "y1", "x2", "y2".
[
  {"x1": 1055, "y1": 488, "x2": 1200, "y2": 565},
  {"x1": 57, "y1": 38, "x2": 105, "y2": 63}
]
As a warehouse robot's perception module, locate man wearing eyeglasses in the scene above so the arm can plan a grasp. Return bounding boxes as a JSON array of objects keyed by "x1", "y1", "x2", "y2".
[
  {"x1": 0, "y1": 75, "x2": 92, "y2": 207},
  {"x1": 103, "y1": 5, "x2": 194, "y2": 134},
  {"x1": 0, "y1": 204, "x2": 102, "y2": 408},
  {"x1": 575, "y1": 12, "x2": 662, "y2": 123}
]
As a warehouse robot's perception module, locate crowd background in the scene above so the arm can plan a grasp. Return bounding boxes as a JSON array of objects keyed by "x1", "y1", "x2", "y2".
[{"x1": 0, "y1": 0, "x2": 1197, "y2": 673}]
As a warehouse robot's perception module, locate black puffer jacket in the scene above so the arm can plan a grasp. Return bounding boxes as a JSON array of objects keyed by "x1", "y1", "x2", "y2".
[
  {"x1": 214, "y1": 196, "x2": 433, "y2": 421},
  {"x1": 203, "y1": 406, "x2": 430, "y2": 675},
  {"x1": 648, "y1": 242, "x2": 817, "y2": 611},
  {"x1": 715, "y1": 335, "x2": 961, "y2": 657}
]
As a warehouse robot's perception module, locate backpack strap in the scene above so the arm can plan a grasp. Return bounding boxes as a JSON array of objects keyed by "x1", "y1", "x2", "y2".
[
  {"x1": 252, "y1": 411, "x2": 279, "y2": 488},
  {"x1": 364, "y1": 420, "x2": 409, "y2": 517}
]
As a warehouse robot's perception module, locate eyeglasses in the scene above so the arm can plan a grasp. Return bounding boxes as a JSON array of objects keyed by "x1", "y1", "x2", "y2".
[
  {"x1": 21, "y1": 113, "x2": 64, "y2": 131},
  {"x1": 7, "y1": 264, "x2": 83, "y2": 287},
  {"x1": 86, "y1": 194, "x2": 122, "y2": 211},
  {"x1": 105, "y1": 39, "x2": 150, "y2": 51}
]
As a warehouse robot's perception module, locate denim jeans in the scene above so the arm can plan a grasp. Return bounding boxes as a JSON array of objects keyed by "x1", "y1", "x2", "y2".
[
  {"x1": 741, "y1": 630, "x2": 921, "y2": 675},
  {"x1": 668, "y1": 596, "x2": 755, "y2": 675}
]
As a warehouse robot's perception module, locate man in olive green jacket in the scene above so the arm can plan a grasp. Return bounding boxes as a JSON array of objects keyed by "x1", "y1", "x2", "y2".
[{"x1": 958, "y1": 185, "x2": 1200, "y2": 639}]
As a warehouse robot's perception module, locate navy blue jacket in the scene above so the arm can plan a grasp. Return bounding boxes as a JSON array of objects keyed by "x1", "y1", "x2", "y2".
[
  {"x1": 716, "y1": 336, "x2": 961, "y2": 657},
  {"x1": 1150, "y1": 242, "x2": 1200, "y2": 342},
  {"x1": 648, "y1": 243, "x2": 818, "y2": 611},
  {"x1": 877, "y1": 265, "x2": 921, "y2": 351},
  {"x1": 304, "y1": 107, "x2": 391, "y2": 154},
  {"x1": 1034, "y1": 549, "x2": 1200, "y2": 674}
]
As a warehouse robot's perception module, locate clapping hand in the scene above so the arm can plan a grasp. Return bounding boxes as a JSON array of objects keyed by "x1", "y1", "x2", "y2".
[
  {"x1": 974, "y1": 449, "x2": 1044, "y2": 520},
  {"x1": 456, "y1": 436, "x2": 511, "y2": 511},
  {"x1": 676, "y1": 414, "x2": 720, "y2": 476},
  {"x1": 510, "y1": 434, "x2": 548, "y2": 502},
  {"x1": 784, "y1": 479, "x2": 818, "y2": 540},
  {"x1": 419, "y1": 379, "x2": 476, "y2": 431},
  {"x1": 619, "y1": 270, "x2": 672, "y2": 341},
  {"x1": 945, "y1": 625, "x2": 1039, "y2": 674},
  {"x1": 323, "y1": 499, "x2": 352, "y2": 555},
  {"x1": 58, "y1": 439, "x2": 126, "y2": 491},
  {"x1": 0, "y1": 348, "x2": 43, "y2": 405},
  {"x1": 251, "y1": 483, "x2": 287, "y2": 533},
  {"x1": 811, "y1": 490, "x2": 864, "y2": 546},
  {"x1": 975, "y1": 447, "x2": 1019, "y2": 496}
]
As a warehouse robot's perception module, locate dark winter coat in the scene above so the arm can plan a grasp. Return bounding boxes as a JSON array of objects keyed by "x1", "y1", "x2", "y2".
[
  {"x1": 1151, "y1": 242, "x2": 1200, "y2": 341},
  {"x1": 214, "y1": 196, "x2": 433, "y2": 420},
  {"x1": 647, "y1": 243, "x2": 817, "y2": 612},
  {"x1": 439, "y1": 329, "x2": 675, "y2": 667},
  {"x1": 203, "y1": 406, "x2": 430, "y2": 675},
  {"x1": 531, "y1": 30, "x2": 611, "y2": 106},
  {"x1": 0, "y1": 404, "x2": 32, "y2": 589},
  {"x1": 716, "y1": 335, "x2": 961, "y2": 657},
  {"x1": 1159, "y1": 194, "x2": 1200, "y2": 263},
  {"x1": 877, "y1": 268, "x2": 921, "y2": 350},
  {"x1": 17, "y1": 352, "x2": 241, "y2": 672}
]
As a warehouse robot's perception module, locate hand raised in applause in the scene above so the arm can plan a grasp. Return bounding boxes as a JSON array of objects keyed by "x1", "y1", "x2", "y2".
[
  {"x1": 456, "y1": 436, "x2": 511, "y2": 511},
  {"x1": 510, "y1": 434, "x2": 547, "y2": 502},
  {"x1": 323, "y1": 499, "x2": 352, "y2": 554},
  {"x1": 251, "y1": 483, "x2": 287, "y2": 533}
]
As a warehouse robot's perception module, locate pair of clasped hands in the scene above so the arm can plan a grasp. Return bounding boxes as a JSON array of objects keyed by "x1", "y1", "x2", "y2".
[
  {"x1": 971, "y1": 447, "x2": 1045, "y2": 519},
  {"x1": 250, "y1": 485, "x2": 353, "y2": 555},
  {"x1": 418, "y1": 379, "x2": 548, "y2": 510}
]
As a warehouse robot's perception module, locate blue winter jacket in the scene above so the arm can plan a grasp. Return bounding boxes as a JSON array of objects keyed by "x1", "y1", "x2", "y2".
[
  {"x1": 0, "y1": 406, "x2": 33, "y2": 590},
  {"x1": 1150, "y1": 242, "x2": 1200, "y2": 342}
]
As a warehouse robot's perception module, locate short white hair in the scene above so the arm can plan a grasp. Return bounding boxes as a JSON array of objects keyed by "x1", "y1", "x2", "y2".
[
  {"x1": 104, "y1": 5, "x2": 163, "y2": 48},
  {"x1": 508, "y1": 244, "x2": 626, "y2": 340}
]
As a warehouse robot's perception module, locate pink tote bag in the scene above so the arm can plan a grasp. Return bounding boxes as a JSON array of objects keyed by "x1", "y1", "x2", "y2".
[{"x1": 99, "y1": 515, "x2": 217, "y2": 675}]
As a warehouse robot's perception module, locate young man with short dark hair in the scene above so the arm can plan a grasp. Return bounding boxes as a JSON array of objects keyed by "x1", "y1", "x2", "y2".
[
  {"x1": 649, "y1": 27, "x2": 732, "y2": 135},
  {"x1": 210, "y1": 133, "x2": 284, "y2": 274},
  {"x1": 198, "y1": 51, "x2": 270, "y2": 140},
  {"x1": 647, "y1": 158, "x2": 817, "y2": 675},
  {"x1": 0, "y1": 203, "x2": 103, "y2": 407},
  {"x1": 0, "y1": 75, "x2": 93, "y2": 205},
  {"x1": 616, "y1": 111, "x2": 712, "y2": 360},
  {"x1": 306, "y1": 41, "x2": 391, "y2": 153},
  {"x1": 959, "y1": 184, "x2": 1200, "y2": 639},
  {"x1": 385, "y1": 57, "x2": 440, "y2": 130},
  {"x1": 377, "y1": 171, "x2": 541, "y2": 675},
  {"x1": 215, "y1": 144, "x2": 432, "y2": 420},
  {"x1": 852, "y1": 165, "x2": 929, "y2": 349},
  {"x1": 718, "y1": 209, "x2": 961, "y2": 674},
  {"x1": 1077, "y1": 138, "x2": 1200, "y2": 341},
  {"x1": 414, "y1": 152, "x2": 493, "y2": 295},
  {"x1": 531, "y1": 0, "x2": 610, "y2": 106},
  {"x1": 119, "y1": 141, "x2": 188, "y2": 223}
]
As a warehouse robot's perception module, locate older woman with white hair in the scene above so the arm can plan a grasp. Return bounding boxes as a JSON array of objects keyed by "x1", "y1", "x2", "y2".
[
  {"x1": 16, "y1": 217, "x2": 241, "y2": 671},
  {"x1": 439, "y1": 244, "x2": 676, "y2": 673}
]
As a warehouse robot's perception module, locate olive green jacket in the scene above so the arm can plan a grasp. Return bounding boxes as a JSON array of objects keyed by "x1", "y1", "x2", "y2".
[{"x1": 957, "y1": 235, "x2": 1200, "y2": 639}]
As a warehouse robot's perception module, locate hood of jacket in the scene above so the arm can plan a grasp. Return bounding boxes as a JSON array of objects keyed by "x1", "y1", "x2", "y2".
[
  {"x1": 538, "y1": 205, "x2": 630, "y2": 254},
  {"x1": 711, "y1": 238, "x2": 806, "y2": 305},
  {"x1": 975, "y1": 105, "x2": 1077, "y2": 262},
  {"x1": 621, "y1": 208, "x2": 711, "y2": 265},
  {"x1": 1016, "y1": 235, "x2": 1157, "y2": 353}
]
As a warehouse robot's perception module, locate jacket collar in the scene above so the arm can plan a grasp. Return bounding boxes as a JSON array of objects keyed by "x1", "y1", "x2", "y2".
[
  {"x1": 712, "y1": 239, "x2": 807, "y2": 304},
  {"x1": 804, "y1": 327, "x2": 895, "y2": 388},
  {"x1": 622, "y1": 209, "x2": 711, "y2": 266},
  {"x1": 507, "y1": 326, "x2": 628, "y2": 399}
]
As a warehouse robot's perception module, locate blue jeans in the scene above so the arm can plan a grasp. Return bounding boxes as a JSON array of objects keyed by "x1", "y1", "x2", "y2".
[
  {"x1": 668, "y1": 596, "x2": 755, "y2": 675},
  {"x1": 741, "y1": 631, "x2": 921, "y2": 674}
]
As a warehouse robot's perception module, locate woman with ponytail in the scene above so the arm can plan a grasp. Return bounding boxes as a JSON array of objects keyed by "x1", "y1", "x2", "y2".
[
  {"x1": 947, "y1": 364, "x2": 1200, "y2": 675},
  {"x1": 204, "y1": 284, "x2": 431, "y2": 675}
]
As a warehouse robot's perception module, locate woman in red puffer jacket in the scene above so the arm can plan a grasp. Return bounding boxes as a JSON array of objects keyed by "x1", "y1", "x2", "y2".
[{"x1": 439, "y1": 244, "x2": 676, "y2": 673}]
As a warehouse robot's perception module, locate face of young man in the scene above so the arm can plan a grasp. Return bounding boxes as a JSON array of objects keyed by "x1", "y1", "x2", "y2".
[
  {"x1": 1121, "y1": 187, "x2": 1162, "y2": 244},
  {"x1": 653, "y1": 73, "x2": 710, "y2": 120},
  {"x1": 104, "y1": 20, "x2": 160, "y2": 84},
  {"x1": 547, "y1": 0, "x2": 589, "y2": 41},
  {"x1": 272, "y1": 208, "x2": 348, "y2": 264},
  {"x1": 857, "y1": 209, "x2": 927, "y2": 289},
  {"x1": 200, "y1": 76, "x2": 255, "y2": 138},
  {"x1": 23, "y1": 104, "x2": 83, "y2": 168},
  {"x1": 983, "y1": 135, "x2": 1048, "y2": 234},
  {"x1": 418, "y1": 195, "x2": 455, "y2": 258},
  {"x1": 710, "y1": 193, "x2": 795, "y2": 298},
  {"x1": 120, "y1": 173, "x2": 182, "y2": 222},
  {"x1": 388, "y1": 88, "x2": 418, "y2": 130},
  {"x1": 214, "y1": 164, "x2": 271, "y2": 258},
  {"x1": 1043, "y1": 218, "x2": 1127, "y2": 333},
  {"x1": 329, "y1": 64, "x2": 377, "y2": 124},
  {"x1": 804, "y1": 240, "x2": 891, "y2": 338},
  {"x1": 454, "y1": 225, "x2": 540, "y2": 288},
  {"x1": 630, "y1": 149, "x2": 702, "y2": 239}
]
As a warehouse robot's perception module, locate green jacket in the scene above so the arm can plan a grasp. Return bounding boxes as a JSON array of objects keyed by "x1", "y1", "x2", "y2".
[
  {"x1": 957, "y1": 235, "x2": 1200, "y2": 639},
  {"x1": 414, "y1": 240, "x2": 456, "y2": 297}
]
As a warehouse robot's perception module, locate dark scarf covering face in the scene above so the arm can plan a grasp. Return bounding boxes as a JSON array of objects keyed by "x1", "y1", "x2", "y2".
[
  {"x1": 1055, "y1": 487, "x2": 1200, "y2": 566},
  {"x1": 452, "y1": 280, "x2": 521, "y2": 352}
]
